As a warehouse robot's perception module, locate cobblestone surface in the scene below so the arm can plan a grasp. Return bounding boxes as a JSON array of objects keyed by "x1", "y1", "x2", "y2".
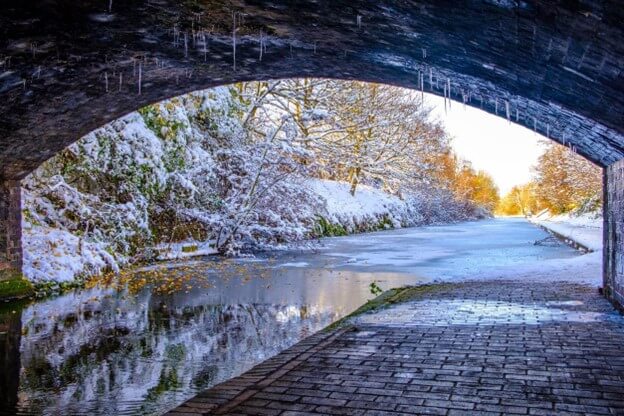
[{"x1": 167, "y1": 282, "x2": 624, "y2": 416}]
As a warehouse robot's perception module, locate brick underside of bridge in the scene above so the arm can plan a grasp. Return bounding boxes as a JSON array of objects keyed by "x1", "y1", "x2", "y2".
[
  {"x1": 168, "y1": 282, "x2": 624, "y2": 416},
  {"x1": 605, "y1": 159, "x2": 624, "y2": 310},
  {"x1": 0, "y1": 181, "x2": 21, "y2": 280}
]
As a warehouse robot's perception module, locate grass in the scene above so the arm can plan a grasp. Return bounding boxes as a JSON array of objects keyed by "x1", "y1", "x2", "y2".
[
  {"x1": 0, "y1": 272, "x2": 34, "y2": 300},
  {"x1": 181, "y1": 245, "x2": 199, "y2": 253},
  {"x1": 324, "y1": 283, "x2": 454, "y2": 332}
]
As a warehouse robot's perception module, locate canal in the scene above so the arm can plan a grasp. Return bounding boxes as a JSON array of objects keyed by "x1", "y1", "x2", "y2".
[{"x1": 0, "y1": 218, "x2": 581, "y2": 415}]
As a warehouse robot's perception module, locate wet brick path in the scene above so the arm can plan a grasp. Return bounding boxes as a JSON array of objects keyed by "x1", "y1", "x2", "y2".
[{"x1": 167, "y1": 282, "x2": 624, "y2": 415}]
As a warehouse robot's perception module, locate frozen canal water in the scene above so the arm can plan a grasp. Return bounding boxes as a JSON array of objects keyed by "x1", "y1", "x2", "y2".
[{"x1": 0, "y1": 218, "x2": 584, "y2": 416}]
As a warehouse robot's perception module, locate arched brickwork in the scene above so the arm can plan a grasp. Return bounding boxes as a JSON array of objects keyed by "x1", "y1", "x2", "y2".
[{"x1": 0, "y1": 0, "x2": 623, "y2": 305}]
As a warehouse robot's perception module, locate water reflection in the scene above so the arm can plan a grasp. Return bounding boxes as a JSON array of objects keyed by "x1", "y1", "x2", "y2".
[
  {"x1": 0, "y1": 306, "x2": 22, "y2": 411},
  {"x1": 1, "y1": 286, "x2": 341, "y2": 416}
]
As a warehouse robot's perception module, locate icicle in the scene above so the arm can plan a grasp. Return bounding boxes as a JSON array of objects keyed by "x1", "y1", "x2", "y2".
[
  {"x1": 429, "y1": 68, "x2": 433, "y2": 89},
  {"x1": 495, "y1": 100, "x2": 498, "y2": 115},
  {"x1": 420, "y1": 72, "x2": 424, "y2": 100},
  {"x1": 119, "y1": 73, "x2": 122, "y2": 91},
  {"x1": 443, "y1": 84, "x2": 447, "y2": 114},
  {"x1": 313, "y1": 42, "x2": 317, "y2": 54},
  {"x1": 108, "y1": 0, "x2": 112, "y2": 13},
  {"x1": 447, "y1": 78, "x2": 451, "y2": 109},
  {"x1": 505, "y1": 101, "x2": 510, "y2": 123},
  {"x1": 259, "y1": 32, "x2": 263, "y2": 61},
  {"x1": 422, "y1": 48, "x2": 427, "y2": 59},
  {"x1": 133, "y1": 58, "x2": 136, "y2": 76},
  {"x1": 138, "y1": 62, "x2": 142, "y2": 95},
  {"x1": 232, "y1": 12, "x2": 237, "y2": 71},
  {"x1": 184, "y1": 32, "x2": 188, "y2": 58},
  {"x1": 203, "y1": 32, "x2": 208, "y2": 62},
  {"x1": 22, "y1": 79, "x2": 26, "y2": 91},
  {"x1": 546, "y1": 123, "x2": 550, "y2": 138},
  {"x1": 357, "y1": 15, "x2": 362, "y2": 28},
  {"x1": 104, "y1": 72, "x2": 109, "y2": 92}
]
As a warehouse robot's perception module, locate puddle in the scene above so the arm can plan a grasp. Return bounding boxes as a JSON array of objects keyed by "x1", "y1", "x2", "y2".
[{"x1": 355, "y1": 299, "x2": 618, "y2": 326}]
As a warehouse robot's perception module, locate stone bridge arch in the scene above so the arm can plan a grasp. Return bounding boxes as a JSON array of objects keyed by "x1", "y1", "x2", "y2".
[{"x1": 0, "y1": 0, "x2": 623, "y2": 307}]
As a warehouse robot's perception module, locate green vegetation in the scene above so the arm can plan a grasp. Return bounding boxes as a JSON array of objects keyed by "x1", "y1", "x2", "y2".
[
  {"x1": 181, "y1": 245, "x2": 199, "y2": 253},
  {"x1": 314, "y1": 214, "x2": 396, "y2": 238},
  {"x1": 314, "y1": 216, "x2": 348, "y2": 237},
  {"x1": 0, "y1": 273, "x2": 34, "y2": 300},
  {"x1": 324, "y1": 283, "x2": 453, "y2": 332},
  {"x1": 32, "y1": 279, "x2": 85, "y2": 299}
]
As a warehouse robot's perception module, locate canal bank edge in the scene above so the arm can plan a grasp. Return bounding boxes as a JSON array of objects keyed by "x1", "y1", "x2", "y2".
[
  {"x1": 324, "y1": 283, "x2": 455, "y2": 332},
  {"x1": 0, "y1": 269, "x2": 33, "y2": 301},
  {"x1": 531, "y1": 222, "x2": 593, "y2": 253}
]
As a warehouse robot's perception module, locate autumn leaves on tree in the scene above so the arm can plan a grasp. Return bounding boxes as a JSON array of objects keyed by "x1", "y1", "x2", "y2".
[{"x1": 497, "y1": 142, "x2": 602, "y2": 216}]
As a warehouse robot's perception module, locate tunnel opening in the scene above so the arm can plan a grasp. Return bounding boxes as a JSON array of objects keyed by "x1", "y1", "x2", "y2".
[
  {"x1": 2, "y1": 72, "x2": 619, "y2": 306},
  {"x1": 0, "y1": 75, "x2": 619, "y2": 415},
  {"x1": 2, "y1": 78, "x2": 602, "y2": 287}
]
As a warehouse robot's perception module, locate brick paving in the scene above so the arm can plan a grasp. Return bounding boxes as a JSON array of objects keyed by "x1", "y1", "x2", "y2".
[{"x1": 167, "y1": 282, "x2": 624, "y2": 416}]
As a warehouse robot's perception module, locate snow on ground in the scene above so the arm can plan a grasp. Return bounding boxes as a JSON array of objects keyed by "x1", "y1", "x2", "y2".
[
  {"x1": 22, "y1": 223, "x2": 119, "y2": 282},
  {"x1": 467, "y1": 251, "x2": 602, "y2": 287},
  {"x1": 470, "y1": 213, "x2": 603, "y2": 287},
  {"x1": 307, "y1": 179, "x2": 407, "y2": 228},
  {"x1": 529, "y1": 210, "x2": 602, "y2": 251}
]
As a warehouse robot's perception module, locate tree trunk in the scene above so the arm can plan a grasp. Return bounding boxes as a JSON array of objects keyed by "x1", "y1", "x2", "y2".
[{"x1": 350, "y1": 167, "x2": 360, "y2": 196}]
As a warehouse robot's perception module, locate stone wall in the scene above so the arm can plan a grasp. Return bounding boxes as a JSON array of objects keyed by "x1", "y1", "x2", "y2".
[
  {"x1": 0, "y1": 181, "x2": 22, "y2": 280},
  {"x1": 604, "y1": 159, "x2": 624, "y2": 311}
]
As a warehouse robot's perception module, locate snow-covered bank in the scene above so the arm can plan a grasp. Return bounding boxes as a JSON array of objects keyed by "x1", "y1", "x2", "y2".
[
  {"x1": 310, "y1": 179, "x2": 407, "y2": 228},
  {"x1": 529, "y1": 210, "x2": 602, "y2": 252},
  {"x1": 22, "y1": 222, "x2": 119, "y2": 283},
  {"x1": 22, "y1": 175, "x2": 482, "y2": 283}
]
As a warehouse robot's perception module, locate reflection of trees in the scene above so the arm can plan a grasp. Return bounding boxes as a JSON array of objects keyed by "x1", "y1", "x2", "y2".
[{"x1": 14, "y1": 291, "x2": 336, "y2": 416}]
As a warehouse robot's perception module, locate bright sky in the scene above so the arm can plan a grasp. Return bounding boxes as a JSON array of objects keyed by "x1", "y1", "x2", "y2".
[{"x1": 424, "y1": 94, "x2": 548, "y2": 196}]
